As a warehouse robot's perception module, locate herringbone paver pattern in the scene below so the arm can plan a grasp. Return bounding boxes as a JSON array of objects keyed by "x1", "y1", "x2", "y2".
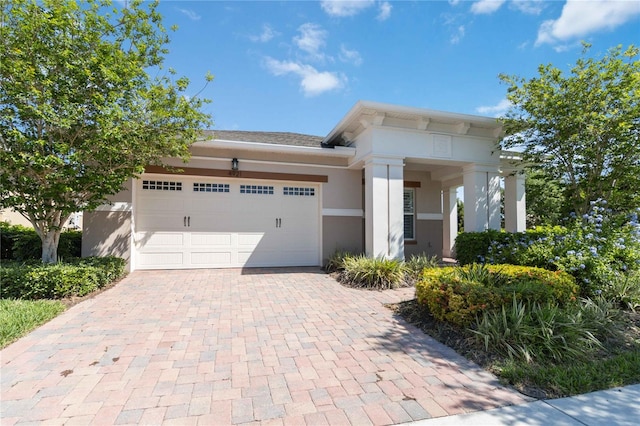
[{"x1": 0, "y1": 268, "x2": 530, "y2": 425}]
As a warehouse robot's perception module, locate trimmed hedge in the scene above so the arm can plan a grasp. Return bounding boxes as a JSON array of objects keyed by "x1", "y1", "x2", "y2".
[
  {"x1": 416, "y1": 264, "x2": 578, "y2": 326},
  {"x1": 454, "y1": 227, "x2": 565, "y2": 266},
  {"x1": 0, "y1": 257, "x2": 126, "y2": 300},
  {"x1": 0, "y1": 222, "x2": 81, "y2": 261}
]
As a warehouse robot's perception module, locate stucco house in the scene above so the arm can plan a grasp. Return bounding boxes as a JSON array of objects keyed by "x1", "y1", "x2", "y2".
[{"x1": 83, "y1": 101, "x2": 525, "y2": 271}]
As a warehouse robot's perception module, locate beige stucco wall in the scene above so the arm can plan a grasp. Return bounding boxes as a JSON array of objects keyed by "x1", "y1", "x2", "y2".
[
  {"x1": 82, "y1": 211, "x2": 131, "y2": 269},
  {"x1": 322, "y1": 216, "x2": 363, "y2": 263},
  {"x1": 0, "y1": 209, "x2": 32, "y2": 227},
  {"x1": 322, "y1": 169, "x2": 362, "y2": 210},
  {"x1": 81, "y1": 179, "x2": 133, "y2": 268},
  {"x1": 405, "y1": 220, "x2": 443, "y2": 258}
]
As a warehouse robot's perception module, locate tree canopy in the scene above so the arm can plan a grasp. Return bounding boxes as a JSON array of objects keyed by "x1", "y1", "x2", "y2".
[
  {"x1": 500, "y1": 44, "x2": 639, "y2": 216},
  {"x1": 0, "y1": 0, "x2": 212, "y2": 262}
]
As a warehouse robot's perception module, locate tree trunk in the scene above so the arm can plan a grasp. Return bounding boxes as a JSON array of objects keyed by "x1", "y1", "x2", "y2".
[{"x1": 41, "y1": 229, "x2": 61, "y2": 264}]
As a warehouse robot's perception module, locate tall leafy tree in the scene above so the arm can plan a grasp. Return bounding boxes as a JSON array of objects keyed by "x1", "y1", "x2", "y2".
[
  {"x1": 0, "y1": 0, "x2": 212, "y2": 263},
  {"x1": 525, "y1": 170, "x2": 567, "y2": 227},
  {"x1": 500, "y1": 44, "x2": 639, "y2": 216}
]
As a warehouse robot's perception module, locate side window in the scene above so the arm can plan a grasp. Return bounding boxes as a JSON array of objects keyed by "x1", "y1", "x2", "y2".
[{"x1": 404, "y1": 189, "x2": 415, "y2": 240}]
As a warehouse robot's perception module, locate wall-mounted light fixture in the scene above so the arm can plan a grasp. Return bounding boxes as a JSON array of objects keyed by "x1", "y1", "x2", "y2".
[{"x1": 230, "y1": 158, "x2": 239, "y2": 176}]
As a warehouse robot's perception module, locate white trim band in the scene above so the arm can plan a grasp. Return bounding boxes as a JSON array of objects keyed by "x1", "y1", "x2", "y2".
[
  {"x1": 94, "y1": 202, "x2": 132, "y2": 212},
  {"x1": 322, "y1": 208, "x2": 363, "y2": 217},
  {"x1": 417, "y1": 213, "x2": 443, "y2": 221}
]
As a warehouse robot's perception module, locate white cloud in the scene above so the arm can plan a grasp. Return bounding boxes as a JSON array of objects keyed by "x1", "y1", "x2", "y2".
[
  {"x1": 476, "y1": 99, "x2": 512, "y2": 117},
  {"x1": 536, "y1": 0, "x2": 640, "y2": 46},
  {"x1": 294, "y1": 23, "x2": 328, "y2": 62},
  {"x1": 449, "y1": 0, "x2": 462, "y2": 6},
  {"x1": 250, "y1": 24, "x2": 278, "y2": 43},
  {"x1": 339, "y1": 45, "x2": 363, "y2": 66},
  {"x1": 320, "y1": 0, "x2": 375, "y2": 17},
  {"x1": 470, "y1": 0, "x2": 506, "y2": 15},
  {"x1": 510, "y1": 0, "x2": 544, "y2": 15},
  {"x1": 377, "y1": 2, "x2": 392, "y2": 21},
  {"x1": 177, "y1": 8, "x2": 201, "y2": 21},
  {"x1": 450, "y1": 25, "x2": 466, "y2": 44},
  {"x1": 264, "y1": 57, "x2": 346, "y2": 97}
]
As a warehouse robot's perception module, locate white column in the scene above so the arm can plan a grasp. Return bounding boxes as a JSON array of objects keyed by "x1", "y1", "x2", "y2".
[
  {"x1": 442, "y1": 186, "x2": 458, "y2": 258},
  {"x1": 364, "y1": 156, "x2": 405, "y2": 259},
  {"x1": 463, "y1": 165, "x2": 501, "y2": 232},
  {"x1": 504, "y1": 172, "x2": 526, "y2": 232},
  {"x1": 488, "y1": 170, "x2": 501, "y2": 230}
]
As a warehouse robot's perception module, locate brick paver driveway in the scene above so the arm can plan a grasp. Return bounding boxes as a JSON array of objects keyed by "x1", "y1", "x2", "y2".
[{"x1": 1, "y1": 268, "x2": 529, "y2": 425}]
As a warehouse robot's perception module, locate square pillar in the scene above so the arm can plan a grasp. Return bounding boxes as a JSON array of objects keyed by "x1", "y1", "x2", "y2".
[
  {"x1": 442, "y1": 186, "x2": 458, "y2": 258},
  {"x1": 463, "y1": 165, "x2": 501, "y2": 232},
  {"x1": 364, "y1": 156, "x2": 405, "y2": 259},
  {"x1": 504, "y1": 172, "x2": 526, "y2": 232}
]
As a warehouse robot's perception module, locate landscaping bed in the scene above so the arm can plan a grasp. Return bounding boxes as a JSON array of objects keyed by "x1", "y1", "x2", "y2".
[{"x1": 390, "y1": 298, "x2": 640, "y2": 399}]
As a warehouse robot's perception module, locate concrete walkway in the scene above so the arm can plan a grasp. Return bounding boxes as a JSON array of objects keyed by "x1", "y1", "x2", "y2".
[
  {"x1": 408, "y1": 384, "x2": 640, "y2": 426},
  {"x1": 1, "y1": 268, "x2": 529, "y2": 425}
]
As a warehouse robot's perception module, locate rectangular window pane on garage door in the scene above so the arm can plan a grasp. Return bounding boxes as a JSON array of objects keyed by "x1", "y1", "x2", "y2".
[
  {"x1": 240, "y1": 185, "x2": 274, "y2": 194},
  {"x1": 142, "y1": 180, "x2": 182, "y2": 191},
  {"x1": 283, "y1": 187, "x2": 315, "y2": 196},
  {"x1": 193, "y1": 183, "x2": 230, "y2": 193}
]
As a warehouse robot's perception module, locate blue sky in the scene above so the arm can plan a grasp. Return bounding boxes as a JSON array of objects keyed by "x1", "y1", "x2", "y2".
[{"x1": 153, "y1": 0, "x2": 640, "y2": 136}]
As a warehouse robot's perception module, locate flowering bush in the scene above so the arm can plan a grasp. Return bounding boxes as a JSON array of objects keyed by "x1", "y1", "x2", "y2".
[{"x1": 458, "y1": 200, "x2": 640, "y2": 297}]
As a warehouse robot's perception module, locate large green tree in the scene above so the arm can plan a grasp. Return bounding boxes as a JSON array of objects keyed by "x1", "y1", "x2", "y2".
[
  {"x1": 500, "y1": 44, "x2": 639, "y2": 216},
  {"x1": 0, "y1": 0, "x2": 212, "y2": 263}
]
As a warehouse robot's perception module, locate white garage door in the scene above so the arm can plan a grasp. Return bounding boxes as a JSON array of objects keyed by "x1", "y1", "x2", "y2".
[{"x1": 133, "y1": 176, "x2": 320, "y2": 269}]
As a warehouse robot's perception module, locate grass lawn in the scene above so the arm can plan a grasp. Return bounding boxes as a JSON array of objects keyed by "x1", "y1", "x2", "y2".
[
  {"x1": 0, "y1": 299, "x2": 66, "y2": 349},
  {"x1": 392, "y1": 299, "x2": 640, "y2": 399}
]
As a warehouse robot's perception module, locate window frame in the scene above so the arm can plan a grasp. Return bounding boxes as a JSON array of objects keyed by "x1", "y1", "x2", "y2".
[{"x1": 403, "y1": 188, "x2": 416, "y2": 241}]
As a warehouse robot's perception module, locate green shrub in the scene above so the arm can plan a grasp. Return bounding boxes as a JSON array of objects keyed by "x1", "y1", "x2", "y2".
[
  {"x1": 405, "y1": 253, "x2": 439, "y2": 284},
  {"x1": 0, "y1": 222, "x2": 81, "y2": 261},
  {"x1": 0, "y1": 257, "x2": 126, "y2": 300},
  {"x1": 415, "y1": 264, "x2": 578, "y2": 326},
  {"x1": 455, "y1": 202, "x2": 640, "y2": 298},
  {"x1": 324, "y1": 249, "x2": 356, "y2": 273},
  {"x1": 340, "y1": 255, "x2": 406, "y2": 290},
  {"x1": 471, "y1": 297, "x2": 620, "y2": 364},
  {"x1": 603, "y1": 270, "x2": 640, "y2": 312}
]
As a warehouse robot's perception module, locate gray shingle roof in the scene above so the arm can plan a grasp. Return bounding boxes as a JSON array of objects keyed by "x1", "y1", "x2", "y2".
[{"x1": 200, "y1": 130, "x2": 324, "y2": 148}]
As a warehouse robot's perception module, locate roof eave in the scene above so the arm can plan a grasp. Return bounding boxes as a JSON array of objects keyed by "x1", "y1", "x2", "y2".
[{"x1": 193, "y1": 139, "x2": 356, "y2": 158}]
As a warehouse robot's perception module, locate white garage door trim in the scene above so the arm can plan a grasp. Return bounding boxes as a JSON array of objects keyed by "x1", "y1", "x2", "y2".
[{"x1": 132, "y1": 174, "x2": 322, "y2": 270}]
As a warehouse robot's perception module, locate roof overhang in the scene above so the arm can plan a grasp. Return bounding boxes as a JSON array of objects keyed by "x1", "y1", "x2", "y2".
[
  {"x1": 323, "y1": 100, "x2": 504, "y2": 146},
  {"x1": 193, "y1": 139, "x2": 355, "y2": 158}
]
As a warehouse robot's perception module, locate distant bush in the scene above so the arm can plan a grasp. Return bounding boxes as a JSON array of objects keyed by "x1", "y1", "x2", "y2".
[
  {"x1": 415, "y1": 264, "x2": 578, "y2": 326},
  {"x1": 0, "y1": 222, "x2": 81, "y2": 261},
  {"x1": 0, "y1": 257, "x2": 126, "y2": 300}
]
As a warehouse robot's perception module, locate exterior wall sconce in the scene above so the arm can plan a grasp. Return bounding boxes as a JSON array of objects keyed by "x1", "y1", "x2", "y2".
[{"x1": 231, "y1": 158, "x2": 239, "y2": 176}]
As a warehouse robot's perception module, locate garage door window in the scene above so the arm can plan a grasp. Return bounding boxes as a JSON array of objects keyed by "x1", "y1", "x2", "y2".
[
  {"x1": 142, "y1": 180, "x2": 182, "y2": 191},
  {"x1": 284, "y1": 187, "x2": 315, "y2": 196},
  {"x1": 193, "y1": 183, "x2": 230, "y2": 193},
  {"x1": 240, "y1": 185, "x2": 274, "y2": 194}
]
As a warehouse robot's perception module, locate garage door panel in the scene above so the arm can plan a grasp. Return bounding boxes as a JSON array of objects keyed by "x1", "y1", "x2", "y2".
[
  {"x1": 138, "y1": 252, "x2": 184, "y2": 267},
  {"x1": 135, "y1": 177, "x2": 320, "y2": 269},
  {"x1": 191, "y1": 233, "x2": 233, "y2": 246},
  {"x1": 191, "y1": 251, "x2": 232, "y2": 266},
  {"x1": 136, "y1": 232, "x2": 184, "y2": 247}
]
